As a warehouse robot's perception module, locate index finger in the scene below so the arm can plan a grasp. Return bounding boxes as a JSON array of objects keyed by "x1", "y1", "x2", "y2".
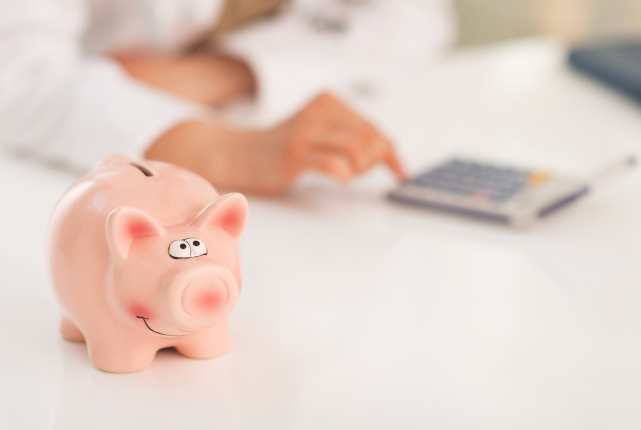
[{"x1": 383, "y1": 140, "x2": 409, "y2": 181}]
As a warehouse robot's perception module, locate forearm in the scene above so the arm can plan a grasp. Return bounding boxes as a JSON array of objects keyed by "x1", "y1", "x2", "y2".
[
  {"x1": 146, "y1": 121, "x2": 229, "y2": 179},
  {"x1": 145, "y1": 119, "x2": 292, "y2": 194},
  {"x1": 144, "y1": 121, "x2": 255, "y2": 189},
  {"x1": 116, "y1": 55, "x2": 256, "y2": 107}
]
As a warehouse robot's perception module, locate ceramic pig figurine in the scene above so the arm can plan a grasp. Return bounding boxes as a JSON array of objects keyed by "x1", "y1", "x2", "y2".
[{"x1": 46, "y1": 155, "x2": 248, "y2": 373}]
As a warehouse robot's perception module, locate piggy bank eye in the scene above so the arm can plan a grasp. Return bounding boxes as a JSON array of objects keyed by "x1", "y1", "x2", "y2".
[
  {"x1": 169, "y1": 240, "x2": 191, "y2": 259},
  {"x1": 186, "y1": 238, "x2": 207, "y2": 257}
]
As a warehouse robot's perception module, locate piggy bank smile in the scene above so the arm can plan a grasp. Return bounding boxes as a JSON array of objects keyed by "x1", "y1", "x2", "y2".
[{"x1": 135, "y1": 316, "x2": 193, "y2": 337}]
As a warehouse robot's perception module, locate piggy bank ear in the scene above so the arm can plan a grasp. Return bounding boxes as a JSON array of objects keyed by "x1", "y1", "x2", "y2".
[
  {"x1": 193, "y1": 193, "x2": 248, "y2": 240},
  {"x1": 106, "y1": 207, "x2": 164, "y2": 260}
]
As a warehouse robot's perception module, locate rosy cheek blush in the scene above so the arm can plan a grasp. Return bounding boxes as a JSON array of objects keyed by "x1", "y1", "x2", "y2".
[{"x1": 129, "y1": 303, "x2": 154, "y2": 320}]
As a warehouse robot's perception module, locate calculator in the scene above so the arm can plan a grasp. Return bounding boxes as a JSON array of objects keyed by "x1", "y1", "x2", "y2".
[{"x1": 388, "y1": 158, "x2": 590, "y2": 226}]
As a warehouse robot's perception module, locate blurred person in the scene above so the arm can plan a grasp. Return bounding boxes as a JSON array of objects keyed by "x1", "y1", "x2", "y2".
[{"x1": 0, "y1": 0, "x2": 454, "y2": 194}]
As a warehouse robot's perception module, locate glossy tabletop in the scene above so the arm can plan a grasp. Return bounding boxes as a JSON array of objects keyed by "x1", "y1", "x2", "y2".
[{"x1": 1, "y1": 39, "x2": 641, "y2": 429}]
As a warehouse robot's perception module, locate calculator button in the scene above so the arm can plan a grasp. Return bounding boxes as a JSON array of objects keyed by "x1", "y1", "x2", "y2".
[
  {"x1": 472, "y1": 189, "x2": 491, "y2": 200},
  {"x1": 412, "y1": 159, "x2": 533, "y2": 204},
  {"x1": 526, "y1": 171, "x2": 551, "y2": 186}
]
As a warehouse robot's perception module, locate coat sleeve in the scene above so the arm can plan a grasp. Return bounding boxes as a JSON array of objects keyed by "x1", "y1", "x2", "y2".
[
  {"x1": 216, "y1": 0, "x2": 456, "y2": 124},
  {"x1": 0, "y1": 0, "x2": 210, "y2": 171}
]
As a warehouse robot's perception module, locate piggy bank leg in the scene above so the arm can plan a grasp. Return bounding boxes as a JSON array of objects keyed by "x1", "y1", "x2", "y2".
[
  {"x1": 60, "y1": 316, "x2": 85, "y2": 342},
  {"x1": 86, "y1": 335, "x2": 158, "y2": 373},
  {"x1": 175, "y1": 319, "x2": 233, "y2": 359}
]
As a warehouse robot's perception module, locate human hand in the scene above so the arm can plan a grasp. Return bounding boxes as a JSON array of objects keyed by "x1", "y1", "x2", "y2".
[
  {"x1": 146, "y1": 92, "x2": 407, "y2": 194},
  {"x1": 271, "y1": 92, "x2": 407, "y2": 186}
]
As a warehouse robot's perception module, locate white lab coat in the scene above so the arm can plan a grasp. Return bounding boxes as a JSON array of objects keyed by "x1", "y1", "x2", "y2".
[{"x1": 0, "y1": 0, "x2": 454, "y2": 171}]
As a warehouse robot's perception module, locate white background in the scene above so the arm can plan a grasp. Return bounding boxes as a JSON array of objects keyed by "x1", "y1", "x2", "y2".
[{"x1": 1, "y1": 39, "x2": 641, "y2": 429}]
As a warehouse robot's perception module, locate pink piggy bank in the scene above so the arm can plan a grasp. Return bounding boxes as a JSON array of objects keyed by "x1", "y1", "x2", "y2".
[{"x1": 46, "y1": 155, "x2": 248, "y2": 373}]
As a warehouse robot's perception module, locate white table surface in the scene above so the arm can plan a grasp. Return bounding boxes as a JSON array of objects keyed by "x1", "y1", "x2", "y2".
[{"x1": 2, "y1": 39, "x2": 641, "y2": 430}]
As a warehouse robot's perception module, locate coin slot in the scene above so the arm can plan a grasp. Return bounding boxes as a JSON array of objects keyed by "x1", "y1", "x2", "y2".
[{"x1": 130, "y1": 163, "x2": 154, "y2": 177}]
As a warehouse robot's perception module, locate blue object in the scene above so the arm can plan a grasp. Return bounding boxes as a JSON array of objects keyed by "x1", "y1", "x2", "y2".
[{"x1": 569, "y1": 40, "x2": 641, "y2": 103}]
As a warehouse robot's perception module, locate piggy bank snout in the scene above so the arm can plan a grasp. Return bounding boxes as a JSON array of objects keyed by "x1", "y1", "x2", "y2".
[{"x1": 167, "y1": 265, "x2": 239, "y2": 330}]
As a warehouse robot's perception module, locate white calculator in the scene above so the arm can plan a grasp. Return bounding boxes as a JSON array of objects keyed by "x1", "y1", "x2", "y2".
[{"x1": 388, "y1": 158, "x2": 591, "y2": 227}]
